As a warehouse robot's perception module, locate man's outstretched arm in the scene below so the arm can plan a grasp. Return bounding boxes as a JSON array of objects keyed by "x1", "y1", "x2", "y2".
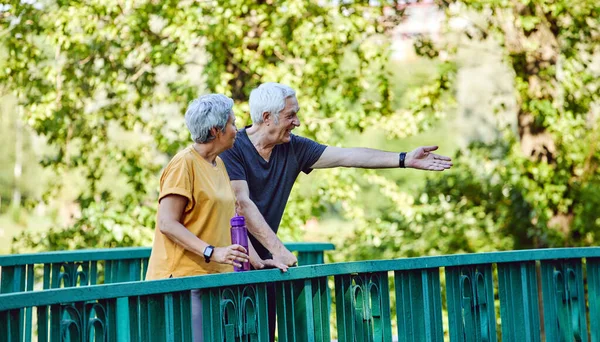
[
  {"x1": 310, "y1": 145, "x2": 453, "y2": 170},
  {"x1": 231, "y1": 180, "x2": 298, "y2": 267}
]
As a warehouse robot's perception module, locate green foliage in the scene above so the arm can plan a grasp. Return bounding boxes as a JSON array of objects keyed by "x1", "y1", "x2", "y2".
[
  {"x1": 1, "y1": 1, "x2": 440, "y2": 251},
  {"x1": 339, "y1": 0, "x2": 600, "y2": 261},
  {"x1": 2, "y1": 0, "x2": 598, "y2": 260}
]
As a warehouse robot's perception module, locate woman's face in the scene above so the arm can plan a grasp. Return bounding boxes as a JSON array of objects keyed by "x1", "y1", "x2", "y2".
[{"x1": 218, "y1": 111, "x2": 238, "y2": 150}]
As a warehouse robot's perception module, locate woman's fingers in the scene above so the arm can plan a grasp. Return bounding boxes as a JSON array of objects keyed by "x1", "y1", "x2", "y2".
[
  {"x1": 228, "y1": 245, "x2": 249, "y2": 264},
  {"x1": 230, "y1": 244, "x2": 248, "y2": 254},
  {"x1": 212, "y1": 245, "x2": 253, "y2": 266}
]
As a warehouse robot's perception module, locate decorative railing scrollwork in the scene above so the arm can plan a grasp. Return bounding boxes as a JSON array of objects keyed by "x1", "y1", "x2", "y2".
[
  {"x1": 2, "y1": 247, "x2": 600, "y2": 342},
  {"x1": 541, "y1": 260, "x2": 587, "y2": 342},
  {"x1": 220, "y1": 286, "x2": 260, "y2": 340},
  {"x1": 446, "y1": 265, "x2": 496, "y2": 342},
  {"x1": 45, "y1": 301, "x2": 112, "y2": 342},
  {"x1": 200, "y1": 284, "x2": 268, "y2": 341},
  {"x1": 57, "y1": 262, "x2": 90, "y2": 288},
  {"x1": 336, "y1": 272, "x2": 392, "y2": 342}
]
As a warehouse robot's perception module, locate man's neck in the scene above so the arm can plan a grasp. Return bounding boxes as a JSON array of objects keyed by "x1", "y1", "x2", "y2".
[{"x1": 246, "y1": 124, "x2": 278, "y2": 161}]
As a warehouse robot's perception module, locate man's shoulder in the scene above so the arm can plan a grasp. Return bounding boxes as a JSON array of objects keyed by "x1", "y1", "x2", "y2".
[
  {"x1": 222, "y1": 132, "x2": 248, "y2": 157},
  {"x1": 290, "y1": 133, "x2": 318, "y2": 144}
]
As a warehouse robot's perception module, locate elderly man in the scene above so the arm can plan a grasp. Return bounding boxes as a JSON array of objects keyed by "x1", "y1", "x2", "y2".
[{"x1": 220, "y1": 82, "x2": 453, "y2": 338}]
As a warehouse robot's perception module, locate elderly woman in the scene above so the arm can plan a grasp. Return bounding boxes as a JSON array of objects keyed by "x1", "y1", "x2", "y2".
[{"x1": 146, "y1": 94, "x2": 286, "y2": 341}]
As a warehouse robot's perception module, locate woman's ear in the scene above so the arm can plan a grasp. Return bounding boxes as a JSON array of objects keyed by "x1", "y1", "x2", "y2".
[{"x1": 209, "y1": 127, "x2": 219, "y2": 139}]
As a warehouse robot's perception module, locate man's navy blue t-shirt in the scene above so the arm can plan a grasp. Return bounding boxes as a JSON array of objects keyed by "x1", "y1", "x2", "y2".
[{"x1": 220, "y1": 127, "x2": 327, "y2": 259}]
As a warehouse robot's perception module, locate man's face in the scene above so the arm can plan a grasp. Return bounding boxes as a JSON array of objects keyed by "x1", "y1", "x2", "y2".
[
  {"x1": 272, "y1": 96, "x2": 300, "y2": 144},
  {"x1": 219, "y1": 111, "x2": 238, "y2": 149}
]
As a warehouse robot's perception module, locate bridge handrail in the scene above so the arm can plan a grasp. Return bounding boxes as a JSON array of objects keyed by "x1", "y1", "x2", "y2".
[
  {"x1": 1, "y1": 247, "x2": 599, "y2": 309},
  {"x1": 0, "y1": 242, "x2": 335, "y2": 266},
  {"x1": 2, "y1": 247, "x2": 598, "y2": 341}
]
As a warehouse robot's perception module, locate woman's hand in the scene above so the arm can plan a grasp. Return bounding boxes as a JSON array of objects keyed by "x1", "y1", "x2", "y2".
[{"x1": 212, "y1": 245, "x2": 249, "y2": 268}]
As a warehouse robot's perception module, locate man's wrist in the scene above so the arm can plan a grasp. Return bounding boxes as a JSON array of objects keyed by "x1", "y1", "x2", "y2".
[{"x1": 399, "y1": 152, "x2": 407, "y2": 168}]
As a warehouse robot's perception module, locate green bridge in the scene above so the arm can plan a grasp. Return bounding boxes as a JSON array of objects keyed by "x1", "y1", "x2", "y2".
[{"x1": 1, "y1": 245, "x2": 599, "y2": 341}]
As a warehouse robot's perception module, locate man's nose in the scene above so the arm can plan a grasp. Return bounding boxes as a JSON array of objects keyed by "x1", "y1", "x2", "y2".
[{"x1": 293, "y1": 117, "x2": 300, "y2": 127}]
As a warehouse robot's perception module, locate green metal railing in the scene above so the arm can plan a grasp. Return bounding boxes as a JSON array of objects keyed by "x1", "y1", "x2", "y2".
[
  {"x1": 1, "y1": 247, "x2": 600, "y2": 341},
  {"x1": 0, "y1": 242, "x2": 335, "y2": 294}
]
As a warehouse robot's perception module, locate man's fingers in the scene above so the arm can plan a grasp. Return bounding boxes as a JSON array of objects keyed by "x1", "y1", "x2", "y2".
[
  {"x1": 435, "y1": 161, "x2": 453, "y2": 167},
  {"x1": 253, "y1": 260, "x2": 265, "y2": 269},
  {"x1": 261, "y1": 259, "x2": 288, "y2": 272},
  {"x1": 432, "y1": 153, "x2": 452, "y2": 161},
  {"x1": 423, "y1": 145, "x2": 439, "y2": 152}
]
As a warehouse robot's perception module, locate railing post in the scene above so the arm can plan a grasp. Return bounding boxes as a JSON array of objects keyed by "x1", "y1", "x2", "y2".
[
  {"x1": 334, "y1": 272, "x2": 392, "y2": 342},
  {"x1": 497, "y1": 261, "x2": 541, "y2": 342},
  {"x1": 201, "y1": 284, "x2": 269, "y2": 341},
  {"x1": 395, "y1": 268, "x2": 443, "y2": 342},
  {"x1": 277, "y1": 277, "x2": 330, "y2": 341},
  {"x1": 446, "y1": 264, "x2": 497, "y2": 342},
  {"x1": 540, "y1": 259, "x2": 588, "y2": 342},
  {"x1": 588, "y1": 258, "x2": 600, "y2": 342},
  {"x1": 0, "y1": 309, "x2": 22, "y2": 342}
]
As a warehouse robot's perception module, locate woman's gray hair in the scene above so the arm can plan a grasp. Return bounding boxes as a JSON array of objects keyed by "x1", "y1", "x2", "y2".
[
  {"x1": 184, "y1": 94, "x2": 234, "y2": 144},
  {"x1": 249, "y1": 82, "x2": 296, "y2": 124}
]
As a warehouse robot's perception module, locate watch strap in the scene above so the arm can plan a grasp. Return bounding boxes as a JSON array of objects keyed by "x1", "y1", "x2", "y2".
[
  {"x1": 399, "y1": 152, "x2": 407, "y2": 168},
  {"x1": 203, "y1": 245, "x2": 215, "y2": 263}
]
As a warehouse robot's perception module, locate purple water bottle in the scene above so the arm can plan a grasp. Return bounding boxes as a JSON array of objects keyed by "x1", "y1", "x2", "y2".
[{"x1": 230, "y1": 215, "x2": 250, "y2": 272}]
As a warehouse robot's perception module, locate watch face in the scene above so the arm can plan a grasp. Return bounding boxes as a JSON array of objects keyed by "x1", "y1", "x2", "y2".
[{"x1": 204, "y1": 245, "x2": 214, "y2": 259}]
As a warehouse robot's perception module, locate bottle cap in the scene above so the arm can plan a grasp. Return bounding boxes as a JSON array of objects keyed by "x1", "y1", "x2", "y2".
[{"x1": 230, "y1": 215, "x2": 245, "y2": 227}]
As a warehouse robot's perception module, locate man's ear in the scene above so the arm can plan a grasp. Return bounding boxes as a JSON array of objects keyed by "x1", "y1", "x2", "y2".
[{"x1": 262, "y1": 111, "x2": 271, "y2": 124}]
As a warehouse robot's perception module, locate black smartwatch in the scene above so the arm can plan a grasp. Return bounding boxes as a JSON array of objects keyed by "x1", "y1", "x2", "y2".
[
  {"x1": 203, "y1": 245, "x2": 215, "y2": 263},
  {"x1": 399, "y1": 152, "x2": 407, "y2": 168}
]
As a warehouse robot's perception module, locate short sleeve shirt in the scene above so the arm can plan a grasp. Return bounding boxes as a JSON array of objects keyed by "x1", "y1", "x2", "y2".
[
  {"x1": 146, "y1": 146, "x2": 235, "y2": 279},
  {"x1": 220, "y1": 127, "x2": 326, "y2": 259}
]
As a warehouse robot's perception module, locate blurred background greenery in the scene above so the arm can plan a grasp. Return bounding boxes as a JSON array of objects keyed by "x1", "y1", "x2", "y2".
[{"x1": 0, "y1": 0, "x2": 598, "y2": 262}]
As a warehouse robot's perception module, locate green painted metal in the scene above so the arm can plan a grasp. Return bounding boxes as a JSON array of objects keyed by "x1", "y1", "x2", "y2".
[
  {"x1": 0, "y1": 242, "x2": 334, "y2": 267},
  {"x1": 540, "y1": 259, "x2": 588, "y2": 342},
  {"x1": 2, "y1": 247, "x2": 600, "y2": 341},
  {"x1": 588, "y1": 258, "x2": 600, "y2": 342},
  {"x1": 446, "y1": 264, "x2": 496, "y2": 342},
  {"x1": 335, "y1": 272, "x2": 392, "y2": 342},
  {"x1": 127, "y1": 293, "x2": 192, "y2": 342},
  {"x1": 0, "y1": 265, "x2": 26, "y2": 293},
  {"x1": 497, "y1": 261, "x2": 541, "y2": 342},
  {"x1": 277, "y1": 277, "x2": 330, "y2": 341},
  {"x1": 297, "y1": 251, "x2": 324, "y2": 266},
  {"x1": 200, "y1": 284, "x2": 269, "y2": 341},
  {"x1": 0, "y1": 309, "x2": 21, "y2": 341},
  {"x1": 0, "y1": 243, "x2": 333, "y2": 340},
  {"x1": 395, "y1": 268, "x2": 443, "y2": 342},
  {"x1": 0, "y1": 242, "x2": 333, "y2": 291}
]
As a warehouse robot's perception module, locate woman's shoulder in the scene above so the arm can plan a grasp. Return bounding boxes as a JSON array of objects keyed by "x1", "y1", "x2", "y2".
[{"x1": 164, "y1": 147, "x2": 196, "y2": 170}]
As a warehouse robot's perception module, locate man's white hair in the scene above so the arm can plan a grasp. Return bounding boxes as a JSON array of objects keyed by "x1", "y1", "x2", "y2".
[
  {"x1": 184, "y1": 94, "x2": 233, "y2": 144},
  {"x1": 249, "y1": 82, "x2": 296, "y2": 124}
]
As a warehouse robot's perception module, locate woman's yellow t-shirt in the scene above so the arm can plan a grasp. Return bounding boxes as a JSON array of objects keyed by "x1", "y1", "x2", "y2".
[{"x1": 146, "y1": 146, "x2": 235, "y2": 279}]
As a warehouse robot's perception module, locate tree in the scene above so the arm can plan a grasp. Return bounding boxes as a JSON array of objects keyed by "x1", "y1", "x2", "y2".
[
  {"x1": 341, "y1": 0, "x2": 600, "y2": 260},
  {"x1": 2, "y1": 0, "x2": 441, "y2": 251},
  {"x1": 5, "y1": 0, "x2": 595, "y2": 257}
]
